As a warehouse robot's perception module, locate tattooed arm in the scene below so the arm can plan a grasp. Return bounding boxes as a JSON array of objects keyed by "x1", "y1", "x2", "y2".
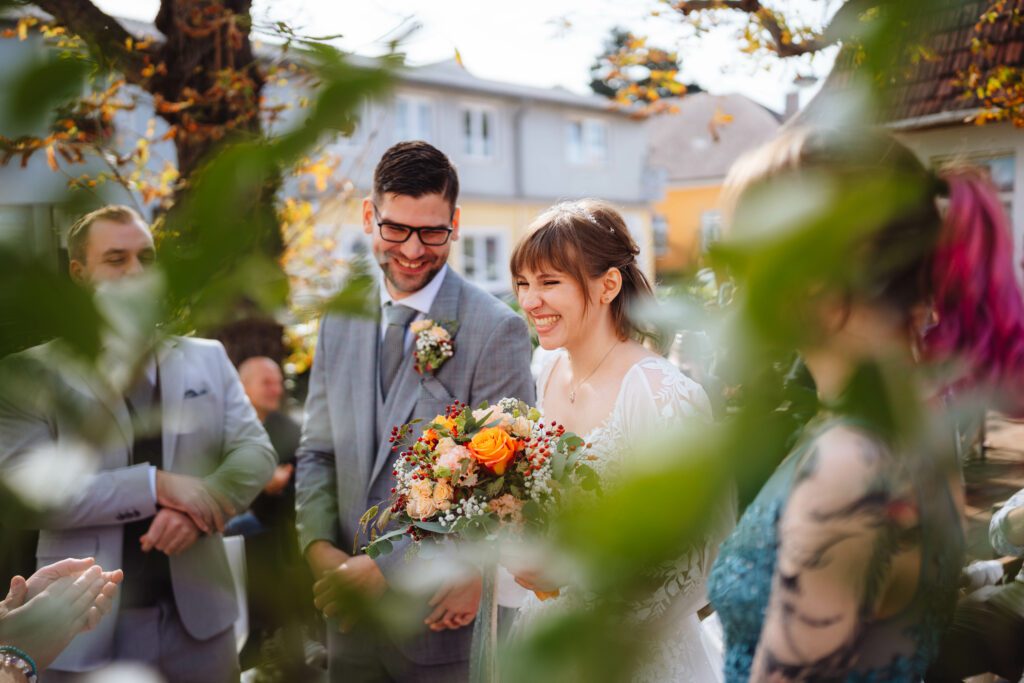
[{"x1": 750, "y1": 425, "x2": 915, "y2": 682}]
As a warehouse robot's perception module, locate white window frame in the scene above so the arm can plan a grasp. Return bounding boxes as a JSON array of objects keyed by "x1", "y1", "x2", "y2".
[
  {"x1": 459, "y1": 226, "x2": 509, "y2": 293},
  {"x1": 459, "y1": 103, "x2": 498, "y2": 161},
  {"x1": 700, "y1": 210, "x2": 722, "y2": 253},
  {"x1": 566, "y1": 117, "x2": 609, "y2": 166},
  {"x1": 393, "y1": 93, "x2": 435, "y2": 142}
]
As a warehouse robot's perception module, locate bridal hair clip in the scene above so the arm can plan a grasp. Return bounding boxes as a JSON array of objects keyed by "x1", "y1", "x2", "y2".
[{"x1": 568, "y1": 203, "x2": 609, "y2": 232}]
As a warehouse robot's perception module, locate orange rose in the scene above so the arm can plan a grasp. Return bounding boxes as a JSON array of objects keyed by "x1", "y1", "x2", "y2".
[
  {"x1": 467, "y1": 427, "x2": 520, "y2": 475},
  {"x1": 423, "y1": 428, "x2": 440, "y2": 446}
]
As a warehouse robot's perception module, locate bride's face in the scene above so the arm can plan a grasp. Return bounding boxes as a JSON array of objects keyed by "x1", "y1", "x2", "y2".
[{"x1": 514, "y1": 266, "x2": 601, "y2": 350}]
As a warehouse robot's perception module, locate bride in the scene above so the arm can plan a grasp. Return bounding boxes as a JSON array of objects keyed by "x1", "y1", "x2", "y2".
[{"x1": 502, "y1": 199, "x2": 726, "y2": 682}]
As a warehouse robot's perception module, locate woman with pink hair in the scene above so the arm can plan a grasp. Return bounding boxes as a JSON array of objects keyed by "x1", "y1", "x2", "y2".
[{"x1": 707, "y1": 126, "x2": 1024, "y2": 682}]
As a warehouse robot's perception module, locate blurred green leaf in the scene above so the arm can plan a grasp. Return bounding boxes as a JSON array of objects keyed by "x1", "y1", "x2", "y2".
[
  {"x1": 4, "y1": 53, "x2": 90, "y2": 134},
  {"x1": 0, "y1": 247, "x2": 103, "y2": 358}
]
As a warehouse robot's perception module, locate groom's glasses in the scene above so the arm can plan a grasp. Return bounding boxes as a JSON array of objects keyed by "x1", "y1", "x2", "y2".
[{"x1": 373, "y1": 204, "x2": 453, "y2": 246}]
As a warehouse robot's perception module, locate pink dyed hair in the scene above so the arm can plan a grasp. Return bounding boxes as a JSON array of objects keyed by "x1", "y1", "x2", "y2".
[{"x1": 924, "y1": 170, "x2": 1024, "y2": 412}]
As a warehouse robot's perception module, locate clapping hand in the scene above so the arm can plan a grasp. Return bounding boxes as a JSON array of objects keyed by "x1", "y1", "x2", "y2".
[
  {"x1": 156, "y1": 471, "x2": 235, "y2": 534},
  {"x1": 0, "y1": 559, "x2": 122, "y2": 669},
  {"x1": 21, "y1": 557, "x2": 122, "y2": 631}
]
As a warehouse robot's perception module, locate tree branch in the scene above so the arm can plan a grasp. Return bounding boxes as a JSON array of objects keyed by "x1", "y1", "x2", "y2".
[
  {"x1": 673, "y1": 0, "x2": 837, "y2": 58},
  {"x1": 32, "y1": 0, "x2": 154, "y2": 84}
]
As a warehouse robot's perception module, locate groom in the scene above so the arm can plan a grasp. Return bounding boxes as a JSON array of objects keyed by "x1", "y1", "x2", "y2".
[{"x1": 295, "y1": 141, "x2": 534, "y2": 681}]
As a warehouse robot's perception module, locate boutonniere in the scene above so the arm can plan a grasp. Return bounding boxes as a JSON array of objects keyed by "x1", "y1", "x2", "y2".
[{"x1": 410, "y1": 319, "x2": 458, "y2": 375}]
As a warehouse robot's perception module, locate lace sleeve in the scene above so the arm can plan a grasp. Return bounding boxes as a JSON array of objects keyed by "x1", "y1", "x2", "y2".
[
  {"x1": 621, "y1": 359, "x2": 713, "y2": 439},
  {"x1": 622, "y1": 359, "x2": 726, "y2": 620}
]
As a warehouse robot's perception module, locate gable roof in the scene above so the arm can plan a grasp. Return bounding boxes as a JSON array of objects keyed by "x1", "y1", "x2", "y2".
[
  {"x1": 808, "y1": 0, "x2": 1024, "y2": 129},
  {"x1": 399, "y1": 59, "x2": 631, "y2": 114},
  {"x1": 646, "y1": 93, "x2": 782, "y2": 184}
]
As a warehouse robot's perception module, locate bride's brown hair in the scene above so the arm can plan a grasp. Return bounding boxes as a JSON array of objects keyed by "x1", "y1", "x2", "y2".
[{"x1": 510, "y1": 199, "x2": 655, "y2": 342}]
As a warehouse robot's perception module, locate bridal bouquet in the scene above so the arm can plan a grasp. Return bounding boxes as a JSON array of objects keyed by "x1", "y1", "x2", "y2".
[{"x1": 360, "y1": 397, "x2": 594, "y2": 558}]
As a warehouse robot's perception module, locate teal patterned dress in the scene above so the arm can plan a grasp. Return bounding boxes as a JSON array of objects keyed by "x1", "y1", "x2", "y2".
[{"x1": 707, "y1": 419, "x2": 963, "y2": 682}]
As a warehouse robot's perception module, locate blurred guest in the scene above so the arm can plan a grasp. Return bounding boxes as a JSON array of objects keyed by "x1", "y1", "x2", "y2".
[
  {"x1": 0, "y1": 558, "x2": 121, "y2": 678},
  {"x1": 232, "y1": 356, "x2": 317, "y2": 676},
  {"x1": 926, "y1": 487, "x2": 1024, "y2": 682},
  {"x1": 0, "y1": 205, "x2": 276, "y2": 682},
  {"x1": 708, "y1": 128, "x2": 1024, "y2": 680}
]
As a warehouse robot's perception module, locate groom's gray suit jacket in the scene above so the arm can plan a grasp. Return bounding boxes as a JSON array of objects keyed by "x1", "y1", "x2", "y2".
[
  {"x1": 0, "y1": 336, "x2": 277, "y2": 671},
  {"x1": 295, "y1": 268, "x2": 534, "y2": 667}
]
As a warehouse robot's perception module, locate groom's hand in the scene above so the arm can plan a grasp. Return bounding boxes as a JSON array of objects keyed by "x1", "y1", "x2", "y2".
[
  {"x1": 313, "y1": 553, "x2": 387, "y2": 631},
  {"x1": 305, "y1": 540, "x2": 349, "y2": 580},
  {"x1": 425, "y1": 573, "x2": 482, "y2": 632}
]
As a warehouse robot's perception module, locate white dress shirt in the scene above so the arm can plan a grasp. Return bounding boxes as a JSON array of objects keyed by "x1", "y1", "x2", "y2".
[{"x1": 378, "y1": 264, "x2": 449, "y2": 350}]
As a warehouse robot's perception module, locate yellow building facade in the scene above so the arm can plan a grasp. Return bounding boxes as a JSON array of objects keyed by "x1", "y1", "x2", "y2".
[{"x1": 655, "y1": 182, "x2": 724, "y2": 275}]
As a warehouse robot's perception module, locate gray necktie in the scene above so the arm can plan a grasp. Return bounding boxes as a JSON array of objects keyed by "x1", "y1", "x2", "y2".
[{"x1": 381, "y1": 303, "x2": 418, "y2": 397}]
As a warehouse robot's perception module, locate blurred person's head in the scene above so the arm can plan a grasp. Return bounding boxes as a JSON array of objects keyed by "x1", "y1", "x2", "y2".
[
  {"x1": 363, "y1": 141, "x2": 460, "y2": 298},
  {"x1": 68, "y1": 205, "x2": 154, "y2": 286},
  {"x1": 238, "y1": 356, "x2": 284, "y2": 421},
  {"x1": 511, "y1": 199, "x2": 655, "y2": 352},
  {"x1": 725, "y1": 126, "x2": 1024, "y2": 405}
]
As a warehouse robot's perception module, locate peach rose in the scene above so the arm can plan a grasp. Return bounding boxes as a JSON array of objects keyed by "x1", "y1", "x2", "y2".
[
  {"x1": 410, "y1": 319, "x2": 433, "y2": 334},
  {"x1": 436, "y1": 437, "x2": 457, "y2": 456},
  {"x1": 510, "y1": 415, "x2": 533, "y2": 439},
  {"x1": 410, "y1": 479, "x2": 434, "y2": 500},
  {"x1": 468, "y1": 427, "x2": 520, "y2": 475},
  {"x1": 433, "y1": 479, "x2": 454, "y2": 511},
  {"x1": 406, "y1": 495, "x2": 437, "y2": 520}
]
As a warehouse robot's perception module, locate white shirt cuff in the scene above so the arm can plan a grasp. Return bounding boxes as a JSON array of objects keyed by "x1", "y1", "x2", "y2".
[{"x1": 148, "y1": 465, "x2": 157, "y2": 501}]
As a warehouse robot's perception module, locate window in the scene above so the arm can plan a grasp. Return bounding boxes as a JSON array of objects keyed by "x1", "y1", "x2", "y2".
[
  {"x1": 652, "y1": 214, "x2": 669, "y2": 258},
  {"x1": 979, "y1": 154, "x2": 1015, "y2": 218},
  {"x1": 460, "y1": 228, "x2": 508, "y2": 292},
  {"x1": 460, "y1": 105, "x2": 496, "y2": 159},
  {"x1": 566, "y1": 118, "x2": 608, "y2": 165},
  {"x1": 394, "y1": 95, "x2": 434, "y2": 142},
  {"x1": 700, "y1": 210, "x2": 722, "y2": 253},
  {"x1": 933, "y1": 152, "x2": 1015, "y2": 218}
]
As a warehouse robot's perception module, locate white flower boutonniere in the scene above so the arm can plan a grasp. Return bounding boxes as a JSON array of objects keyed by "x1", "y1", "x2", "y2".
[{"x1": 410, "y1": 319, "x2": 457, "y2": 375}]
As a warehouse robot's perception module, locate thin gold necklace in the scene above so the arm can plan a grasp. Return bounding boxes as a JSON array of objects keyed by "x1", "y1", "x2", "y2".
[{"x1": 568, "y1": 341, "x2": 619, "y2": 404}]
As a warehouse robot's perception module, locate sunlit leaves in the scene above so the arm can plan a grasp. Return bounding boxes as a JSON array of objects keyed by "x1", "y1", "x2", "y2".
[{"x1": 590, "y1": 27, "x2": 691, "y2": 115}]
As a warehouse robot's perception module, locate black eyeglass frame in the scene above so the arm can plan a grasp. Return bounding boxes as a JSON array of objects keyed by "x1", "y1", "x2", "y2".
[{"x1": 372, "y1": 204, "x2": 454, "y2": 246}]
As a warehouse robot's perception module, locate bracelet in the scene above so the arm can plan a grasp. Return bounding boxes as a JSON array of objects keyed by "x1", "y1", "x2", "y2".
[{"x1": 0, "y1": 646, "x2": 36, "y2": 683}]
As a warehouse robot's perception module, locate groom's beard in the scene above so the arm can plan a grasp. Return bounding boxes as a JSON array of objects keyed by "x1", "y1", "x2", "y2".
[{"x1": 377, "y1": 251, "x2": 448, "y2": 295}]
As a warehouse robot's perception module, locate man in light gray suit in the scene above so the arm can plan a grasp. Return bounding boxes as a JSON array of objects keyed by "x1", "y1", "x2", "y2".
[
  {"x1": 0, "y1": 206, "x2": 277, "y2": 682},
  {"x1": 296, "y1": 141, "x2": 534, "y2": 682}
]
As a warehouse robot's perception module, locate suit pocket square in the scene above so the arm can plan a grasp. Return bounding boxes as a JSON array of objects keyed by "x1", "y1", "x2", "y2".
[{"x1": 184, "y1": 387, "x2": 210, "y2": 399}]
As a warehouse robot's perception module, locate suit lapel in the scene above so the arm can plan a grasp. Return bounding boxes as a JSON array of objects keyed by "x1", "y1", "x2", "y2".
[
  {"x1": 370, "y1": 270, "x2": 463, "y2": 484},
  {"x1": 349, "y1": 314, "x2": 380, "y2": 499},
  {"x1": 158, "y1": 341, "x2": 185, "y2": 471},
  {"x1": 67, "y1": 365, "x2": 133, "y2": 450}
]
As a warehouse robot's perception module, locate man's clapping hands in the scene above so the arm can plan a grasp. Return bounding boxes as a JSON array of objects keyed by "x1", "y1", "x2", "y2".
[{"x1": 0, "y1": 558, "x2": 122, "y2": 669}]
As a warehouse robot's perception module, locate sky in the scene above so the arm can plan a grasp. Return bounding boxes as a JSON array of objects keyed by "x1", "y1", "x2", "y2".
[{"x1": 92, "y1": 0, "x2": 837, "y2": 113}]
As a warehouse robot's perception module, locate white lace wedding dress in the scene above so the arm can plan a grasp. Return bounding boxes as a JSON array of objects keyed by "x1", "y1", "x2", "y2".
[{"x1": 509, "y1": 350, "x2": 727, "y2": 683}]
